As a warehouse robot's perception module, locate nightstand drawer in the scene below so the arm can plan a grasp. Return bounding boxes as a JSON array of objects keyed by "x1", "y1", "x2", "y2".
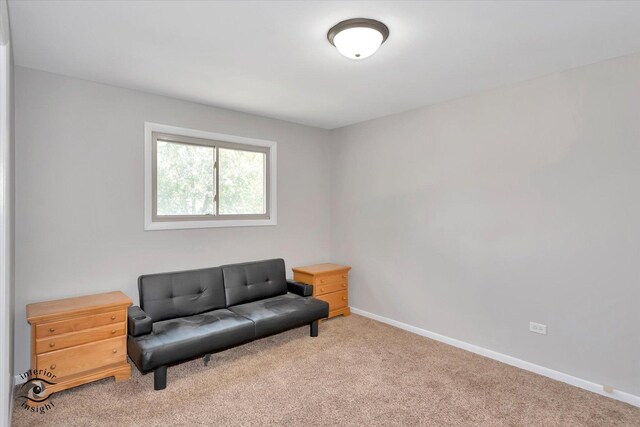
[
  {"x1": 36, "y1": 310, "x2": 125, "y2": 338},
  {"x1": 293, "y1": 264, "x2": 351, "y2": 319},
  {"x1": 315, "y1": 273, "x2": 349, "y2": 286},
  {"x1": 36, "y1": 322, "x2": 126, "y2": 354},
  {"x1": 315, "y1": 290, "x2": 348, "y2": 310},
  {"x1": 315, "y1": 281, "x2": 348, "y2": 296},
  {"x1": 37, "y1": 336, "x2": 126, "y2": 378}
]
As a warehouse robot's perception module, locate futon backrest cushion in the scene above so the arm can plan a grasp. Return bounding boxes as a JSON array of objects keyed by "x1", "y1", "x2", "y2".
[
  {"x1": 138, "y1": 267, "x2": 226, "y2": 322},
  {"x1": 222, "y1": 259, "x2": 287, "y2": 307}
]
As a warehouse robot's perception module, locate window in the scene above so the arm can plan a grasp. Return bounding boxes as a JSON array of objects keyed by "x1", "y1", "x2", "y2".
[{"x1": 145, "y1": 123, "x2": 276, "y2": 230}]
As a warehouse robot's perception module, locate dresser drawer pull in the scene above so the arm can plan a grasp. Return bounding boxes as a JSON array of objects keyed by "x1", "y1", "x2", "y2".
[
  {"x1": 111, "y1": 329, "x2": 116, "y2": 334},
  {"x1": 342, "y1": 275, "x2": 347, "y2": 278},
  {"x1": 50, "y1": 364, "x2": 56, "y2": 370},
  {"x1": 49, "y1": 328, "x2": 55, "y2": 333},
  {"x1": 112, "y1": 349, "x2": 118, "y2": 354},
  {"x1": 342, "y1": 296, "x2": 347, "y2": 301},
  {"x1": 110, "y1": 315, "x2": 116, "y2": 320},
  {"x1": 49, "y1": 343, "x2": 55, "y2": 348},
  {"x1": 320, "y1": 279, "x2": 325, "y2": 283},
  {"x1": 342, "y1": 283, "x2": 347, "y2": 287},
  {"x1": 321, "y1": 288, "x2": 325, "y2": 292}
]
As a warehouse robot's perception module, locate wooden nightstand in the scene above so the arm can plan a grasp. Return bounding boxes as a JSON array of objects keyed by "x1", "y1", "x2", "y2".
[
  {"x1": 292, "y1": 263, "x2": 351, "y2": 319},
  {"x1": 26, "y1": 291, "x2": 132, "y2": 396}
]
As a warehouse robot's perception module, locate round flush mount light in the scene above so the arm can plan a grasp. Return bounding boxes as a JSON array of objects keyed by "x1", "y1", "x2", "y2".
[{"x1": 327, "y1": 18, "x2": 389, "y2": 60}]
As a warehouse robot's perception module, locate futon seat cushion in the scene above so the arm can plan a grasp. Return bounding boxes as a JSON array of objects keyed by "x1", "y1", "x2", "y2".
[
  {"x1": 127, "y1": 308, "x2": 254, "y2": 372},
  {"x1": 228, "y1": 293, "x2": 329, "y2": 338}
]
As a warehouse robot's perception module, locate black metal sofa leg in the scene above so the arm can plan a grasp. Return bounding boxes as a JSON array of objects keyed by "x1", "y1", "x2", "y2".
[
  {"x1": 154, "y1": 366, "x2": 167, "y2": 390},
  {"x1": 310, "y1": 320, "x2": 319, "y2": 337}
]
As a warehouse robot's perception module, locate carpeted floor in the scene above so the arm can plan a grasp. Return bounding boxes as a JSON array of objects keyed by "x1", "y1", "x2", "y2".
[{"x1": 12, "y1": 314, "x2": 640, "y2": 426}]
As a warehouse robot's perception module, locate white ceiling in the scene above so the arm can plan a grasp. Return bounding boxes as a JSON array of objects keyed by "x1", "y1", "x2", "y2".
[{"x1": 9, "y1": 1, "x2": 640, "y2": 129}]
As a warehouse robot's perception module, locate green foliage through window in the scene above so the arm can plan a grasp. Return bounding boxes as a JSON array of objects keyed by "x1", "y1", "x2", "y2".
[
  {"x1": 157, "y1": 141, "x2": 214, "y2": 216},
  {"x1": 219, "y1": 148, "x2": 265, "y2": 215},
  {"x1": 155, "y1": 139, "x2": 267, "y2": 218}
]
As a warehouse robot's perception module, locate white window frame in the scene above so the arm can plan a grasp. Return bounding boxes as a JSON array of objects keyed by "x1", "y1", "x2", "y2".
[{"x1": 144, "y1": 122, "x2": 277, "y2": 230}]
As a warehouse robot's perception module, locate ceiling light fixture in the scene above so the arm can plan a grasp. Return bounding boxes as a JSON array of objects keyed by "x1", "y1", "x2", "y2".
[{"x1": 327, "y1": 18, "x2": 389, "y2": 60}]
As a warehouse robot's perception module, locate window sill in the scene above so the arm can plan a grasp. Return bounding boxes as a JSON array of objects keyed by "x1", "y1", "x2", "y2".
[{"x1": 144, "y1": 217, "x2": 277, "y2": 231}]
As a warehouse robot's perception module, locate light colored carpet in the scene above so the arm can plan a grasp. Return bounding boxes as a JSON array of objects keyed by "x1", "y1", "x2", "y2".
[{"x1": 12, "y1": 314, "x2": 640, "y2": 426}]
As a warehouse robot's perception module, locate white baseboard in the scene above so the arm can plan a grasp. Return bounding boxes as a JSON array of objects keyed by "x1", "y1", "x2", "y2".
[{"x1": 350, "y1": 307, "x2": 640, "y2": 408}]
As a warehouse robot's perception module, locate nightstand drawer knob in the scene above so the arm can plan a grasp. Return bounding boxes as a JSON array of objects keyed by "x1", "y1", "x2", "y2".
[
  {"x1": 49, "y1": 328, "x2": 55, "y2": 333},
  {"x1": 320, "y1": 279, "x2": 325, "y2": 283},
  {"x1": 49, "y1": 343, "x2": 55, "y2": 348},
  {"x1": 321, "y1": 288, "x2": 325, "y2": 292},
  {"x1": 342, "y1": 283, "x2": 347, "y2": 287},
  {"x1": 111, "y1": 329, "x2": 116, "y2": 334},
  {"x1": 112, "y1": 349, "x2": 118, "y2": 354},
  {"x1": 50, "y1": 364, "x2": 56, "y2": 370},
  {"x1": 342, "y1": 296, "x2": 347, "y2": 301},
  {"x1": 342, "y1": 275, "x2": 347, "y2": 278},
  {"x1": 111, "y1": 315, "x2": 116, "y2": 320}
]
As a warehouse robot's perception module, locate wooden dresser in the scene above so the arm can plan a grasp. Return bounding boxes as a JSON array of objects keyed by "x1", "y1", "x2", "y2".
[
  {"x1": 292, "y1": 263, "x2": 351, "y2": 319},
  {"x1": 26, "y1": 291, "x2": 132, "y2": 396}
]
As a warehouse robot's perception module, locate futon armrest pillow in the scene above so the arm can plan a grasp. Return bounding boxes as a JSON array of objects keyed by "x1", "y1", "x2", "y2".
[
  {"x1": 286, "y1": 280, "x2": 313, "y2": 297},
  {"x1": 128, "y1": 306, "x2": 153, "y2": 337}
]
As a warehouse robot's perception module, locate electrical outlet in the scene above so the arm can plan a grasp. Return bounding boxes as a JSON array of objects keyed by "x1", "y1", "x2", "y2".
[{"x1": 529, "y1": 322, "x2": 547, "y2": 335}]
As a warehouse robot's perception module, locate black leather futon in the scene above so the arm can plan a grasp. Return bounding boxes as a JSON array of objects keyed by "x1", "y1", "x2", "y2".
[{"x1": 127, "y1": 258, "x2": 329, "y2": 390}]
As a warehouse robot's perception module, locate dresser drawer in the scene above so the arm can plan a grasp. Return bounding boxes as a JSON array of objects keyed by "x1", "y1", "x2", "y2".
[
  {"x1": 37, "y1": 336, "x2": 126, "y2": 378},
  {"x1": 36, "y1": 310, "x2": 125, "y2": 338},
  {"x1": 314, "y1": 273, "x2": 349, "y2": 286},
  {"x1": 315, "y1": 290, "x2": 348, "y2": 310},
  {"x1": 36, "y1": 322, "x2": 126, "y2": 354},
  {"x1": 315, "y1": 281, "x2": 348, "y2": 296}
]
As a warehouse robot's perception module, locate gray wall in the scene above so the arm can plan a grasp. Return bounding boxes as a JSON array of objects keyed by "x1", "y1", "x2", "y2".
[
  {"x1": 330, "y1": 53, "x2": 640, "y2": 395},
  {"x1": 14, "y1": 67, "x2": 332, "y2": 375},
  {"x1": 14, "y1": 53, "x2": 640, "y2": 396}
]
